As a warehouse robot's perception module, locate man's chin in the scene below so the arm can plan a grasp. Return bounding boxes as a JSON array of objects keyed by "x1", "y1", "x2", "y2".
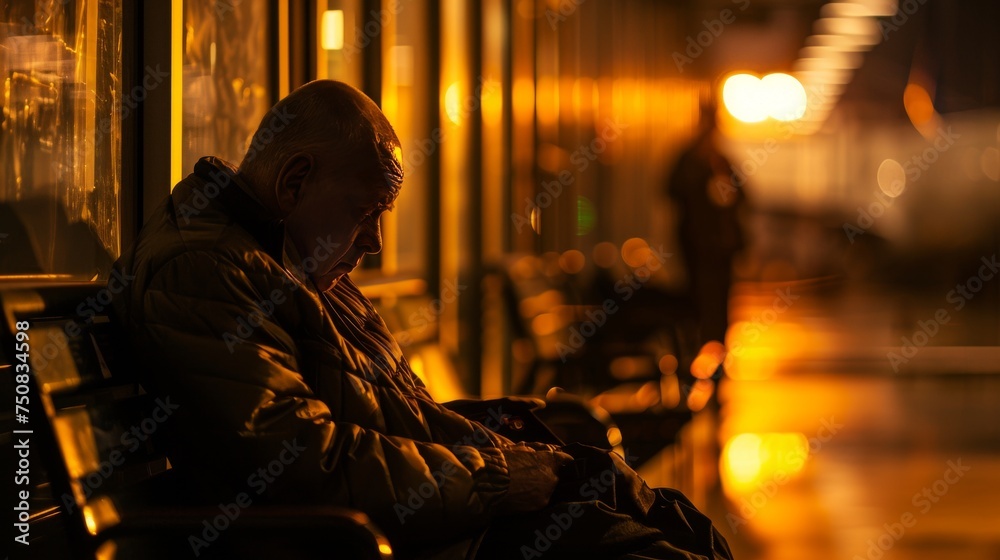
[{"x1": 314, "y1": 272, "x2": 345, "y2": 292}]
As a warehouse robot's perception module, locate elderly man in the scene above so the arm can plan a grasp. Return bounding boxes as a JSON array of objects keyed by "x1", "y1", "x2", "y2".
[{"x1": 111, "y1": 80, "x2": 732, "y2": 559}]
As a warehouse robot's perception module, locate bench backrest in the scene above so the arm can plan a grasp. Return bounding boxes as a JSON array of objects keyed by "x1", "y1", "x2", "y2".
[{"x1": 2, "y1": 283, "x2": 173, "y2": 559}]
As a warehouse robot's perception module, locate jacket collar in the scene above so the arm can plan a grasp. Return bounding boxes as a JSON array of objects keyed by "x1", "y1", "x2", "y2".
[{"x1": 193, "y1": 157, "x2": 286, "y2": 263}]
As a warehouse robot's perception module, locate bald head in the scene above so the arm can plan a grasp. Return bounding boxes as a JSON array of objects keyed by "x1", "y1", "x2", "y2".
[{"x1": 238, "y1": 80, "x2": 403, "y2": 207}]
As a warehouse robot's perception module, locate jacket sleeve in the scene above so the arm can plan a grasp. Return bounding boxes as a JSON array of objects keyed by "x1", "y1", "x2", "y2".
[{"x1": 127, "y1": 251, "x2": 510, "y2": 545}]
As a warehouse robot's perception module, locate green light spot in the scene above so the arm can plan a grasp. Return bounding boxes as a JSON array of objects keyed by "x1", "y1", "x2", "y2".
[{"x1": 577, "y1": 195, "x2": 595, "y2": 236}]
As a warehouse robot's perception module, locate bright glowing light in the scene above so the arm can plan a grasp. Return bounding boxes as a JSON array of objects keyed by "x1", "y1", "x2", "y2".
[
  {"x1": 444, "y1": 82, "x2": 462, "y2": 125},
  {"x1": 722, "y1": 432, "x2": 810, "y2": 495},
  {"x1": 321, "y1": 10, "x2": 344, "y2": 50},
  {"x1": 481, "y1": 78, "x2": 503, "y2": 127},
  {"x1": 724, "y1": 74, "x2": 807, "y2": 123},
  {"x1": 84, "y1": 506, "x2": 98, "y2": 535},
  {"x1": 722, "y1": 433, "x2": 763, "y2": 486},
  {"x1": 762, "y1": 73, "x2": 808, "y2": 121},
  {"x1": 722, "y1": 74, "x2": 769, "y2": 123},
  {"x1": 877, "y1": 159, "x2": 906, "y2": 197}
]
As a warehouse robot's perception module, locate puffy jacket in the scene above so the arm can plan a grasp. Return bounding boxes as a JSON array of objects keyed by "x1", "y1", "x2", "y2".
[{"x1": 111, "y1": 157, "x2": 513, "y2": 552}]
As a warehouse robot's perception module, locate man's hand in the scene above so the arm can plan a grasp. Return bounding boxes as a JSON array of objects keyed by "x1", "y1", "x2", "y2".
[{"x1": 496, "y1": 445, "x2": 574, "y2": 514}]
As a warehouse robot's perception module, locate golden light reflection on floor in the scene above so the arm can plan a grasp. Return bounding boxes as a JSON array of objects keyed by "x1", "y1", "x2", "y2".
[
  {"x1": 721, "y1": 432, "x2": 809, "y2": 496},
  {"x1": 713, "y1": 282, "x2": 1000, "y2": 560}
]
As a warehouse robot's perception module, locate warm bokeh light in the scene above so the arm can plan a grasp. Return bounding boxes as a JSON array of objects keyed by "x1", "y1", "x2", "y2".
[
  {"x1": 518, "y1": 289, "x2": 564, "y2": 317},
  {"x1": 721, "y1": 432, "x2": 810, "y2": 495},
  {"x1": 658, "y1": 354, "x2": 679, "y2": 375},
  {"x1": 724, "y1": 321, "x2": 818, "y2": 380},
  {"x1": 762, "y1": 73, "x2": 808, "y2": 121},
  {"x1": 558, "y1": 249, "x2": 586, "y2": 274},
  {"x1": 804, "y1": 33, "x2": 871, "y2": 52},
  {"x1": 321, "y1": 10, "x2": 344, "y2": 51},
  {"x1": 723, "y1": 73, "x2": 807, "y2": 123},
  {"x1": 621, "y1": 237, "x2": 652, "y2": 268},
  {"x1": 609, "y1": 356, "x2": 654, "y2": 380},
  {"x1": 877, "y1": 158, "x2": 906, "y2": 197},
  {"x1": 536, "y1": 76, "x2": 559, "y2": 128},
  {"x1": 813, "y1": 17, "x2": 881, "y2": 46},
  {"x1": 723, "y1": 74, "x2": 769, "y2": 123},
  {"x1": 903, "y1": 82, "x2": 938, "y2": 136},
  {"x1": 512, "y1": 77, "x2": 535, "y2": 127},
  {"x1": 798, "y1": 47, "x2": 864, "y2": 70},
  {"x1": 481, "y1": 78, "x2": 503, "y2": 127},
  {"x1": 686, "y1": 379, "x2": 715, "y2": 411},
  {"x1": 592, "y1": 242, "x2": 618, "y2": 268},
  {"x1": 532, "y1": 312, "x2": 562, "y2": 336},
  {"x1": 691, "y1": 341, "x2": 728, "y2": 379},
  {"x1": 846, "y1": 0, "x2": 899, "y2": 17},
  {"x1": 443, "y1": 81, "x2": 462, "y2": 125}
]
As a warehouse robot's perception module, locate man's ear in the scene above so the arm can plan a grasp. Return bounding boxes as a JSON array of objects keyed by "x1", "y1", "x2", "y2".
[{"x1": 274, "y1": 153, "x2": 314, "y2": 216}]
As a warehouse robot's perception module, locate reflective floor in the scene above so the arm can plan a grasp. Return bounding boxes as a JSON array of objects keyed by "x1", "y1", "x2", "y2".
[{"x1": 683, "y1": 280, "x2": 999, "y2": 559}]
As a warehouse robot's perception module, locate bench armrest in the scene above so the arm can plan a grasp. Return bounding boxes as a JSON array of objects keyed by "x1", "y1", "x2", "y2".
[{"x1": 96, "y1": 505, "x2": 392, "y2": 560}]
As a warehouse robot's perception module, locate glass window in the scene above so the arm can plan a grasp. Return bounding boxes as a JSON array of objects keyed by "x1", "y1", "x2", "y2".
[
  {"x1": 316, "y1": 0, "x2": 364, "y2": 88},
  {"x1": 316, "y1": 0, "x2": 430, "y2": 279},
  {"x1": 181, "y1": 0, "x2": 272, "y2": 173},
  {"x1": 0, "y1": 0, "x2": 122, "y2": 280}
]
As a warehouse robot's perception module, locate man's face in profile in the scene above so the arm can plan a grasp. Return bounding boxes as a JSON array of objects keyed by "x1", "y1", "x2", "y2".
[{"x1": 282, "y1": 160, "x2": 398, "y2": 292}]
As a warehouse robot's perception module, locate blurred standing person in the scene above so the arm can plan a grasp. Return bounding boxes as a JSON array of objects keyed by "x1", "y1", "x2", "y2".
[{"x1": 666, "y1": 100, "x2": 749, "y2": 349}]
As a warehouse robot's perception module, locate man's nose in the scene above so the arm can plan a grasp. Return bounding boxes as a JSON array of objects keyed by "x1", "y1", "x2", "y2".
[{"x1": 357, "y1": 217, "x2": 383, "y2": 255}]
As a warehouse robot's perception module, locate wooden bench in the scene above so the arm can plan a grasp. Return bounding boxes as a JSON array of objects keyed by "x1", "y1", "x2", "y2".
[{"x1": 1, "y1": 283, "x2": 393, "y2": 559}]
